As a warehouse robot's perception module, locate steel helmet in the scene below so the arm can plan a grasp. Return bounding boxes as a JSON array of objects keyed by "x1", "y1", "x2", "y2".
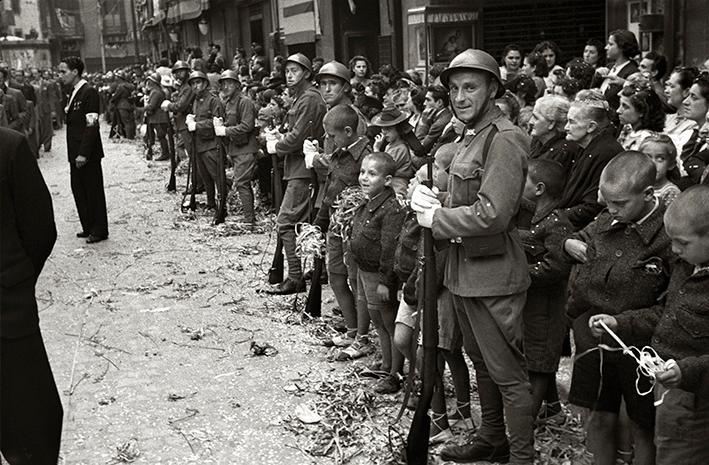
[
  {"x1": 172, "y1": 60, "x2": 190, "y2": 73},
  {"x1": 285, "y1": 53, "x2": 312, "y2": 76},
  {"x1": 114, "y1": 69, "x2": 126, "y2": 80},
  {"x1": 187, "y1": 70, "x2": 208, "y2": 83},
  {"x1": 440, "y1": 49, "x2": 505, "y2": 98},
  {"x1": 218, "y1": 69, "x2": 240, "y2": 83},
  {"x1": 315, "y1": 61, "x2": 351, "y2": 83},
  {"x1": 146, "y1": 72, "x2": 161, "y2": 86}
]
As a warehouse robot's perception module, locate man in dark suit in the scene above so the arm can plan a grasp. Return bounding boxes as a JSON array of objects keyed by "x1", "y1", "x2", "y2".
[
  {"x1": 0, "y1": 127, "x2": 63, "y2": 464},
  {"x1": 59, "y1": 56, "x2": 108, "y2": 243}
]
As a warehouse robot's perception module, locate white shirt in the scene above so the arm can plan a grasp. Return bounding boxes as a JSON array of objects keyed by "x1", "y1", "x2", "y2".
[
  {"x1": 66, "y1": 78, "x2": 87, "y2": 114},
  {"x1": 600, "y1": 60, "x2": 632, "y2": 93}
]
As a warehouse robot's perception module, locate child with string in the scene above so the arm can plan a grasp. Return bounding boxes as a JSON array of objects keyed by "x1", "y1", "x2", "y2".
[
  {"x1": 589, "y1": 185, "x2": 709, "y2": 464},
  {"x1": 563, "y1": 151, "x2": 675, "y2": 465}
]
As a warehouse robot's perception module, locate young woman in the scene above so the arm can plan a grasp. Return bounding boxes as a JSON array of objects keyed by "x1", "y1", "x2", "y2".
[
  {"x1": 533, "y1": 40, "x2": 564, "y2": 89},
  {"x1": 499, "y1": 43, "x2": 523, "y2": 83},
  {"x1": 594, "y1": 30, "x2": 640, "y2": 109},
  {"x1": 521, "y1": 52, "x2": 549, "y2": 98},
  {"x1": 349, "y1": 55, "x2": 372, "y2": 88},
  {"x1": 583, "y1": 38, "x2": 606, "y2": 68},
  {"x1": 616, "y1": 84, "x2": 665, "y2": 150}
]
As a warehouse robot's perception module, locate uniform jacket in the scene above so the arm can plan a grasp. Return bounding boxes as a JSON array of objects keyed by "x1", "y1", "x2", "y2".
[
  {"x1": 144, "y1": 87, "x2": 168, "y2": 124},
  {"x1": 432, "y1": 106, "x2": 531, "y2": 297},
  {"x1": 65, "y1": 82, "x2": 104, "y2": 162},
  {"x1": 0, "y1": 127, "x2": 56, "y2": 338},
  {"x1": 616, "y1": 260, "x2": 709, "y2": 398},
  {"x1": 565, "y1": 204, "x2": 674, "y2": 350},
  {"x1": 275, "y1": 83, "x2": 326, "y2": 180},
  {"x1": 519, "y1": 202, "x2": 573, "y2": 288},
  {"x1": 222, "y1": 92, "x2": 258, "y2": 155},
  {"x1": 529, "y1": 132, "x2": 580, "y2": 176},
  {"x1": 349, "y1": 187, "x2": 406, "y2": 287},
  {"x1": 558, "y1": 128, "x2": 623, "y2": 230},
  {"x1": 110, "y1": 81, "x2": 135, "y2": 110},
  {"x1": 167, "y1": 82, "x2": 195, "y2": 131},
  {"x1": 191, "y1": 89, "x2": 224, "y2": 153}
]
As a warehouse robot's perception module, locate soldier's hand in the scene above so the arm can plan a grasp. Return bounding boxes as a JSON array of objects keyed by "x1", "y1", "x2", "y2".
[
  {"x1": 214, "y1": 126, "x2": 226, "y2": 137},
  {"x1": 588, "y1": 314, "x2": 617, "y2": 338},
  {"x1": 410, "y1": 184, "x2": 440, "y2": 213},
  {"x1": 160, "y1": 100, "x2": 171, "y2": 111},
  {"x1": 75, "y1": 155, "x2": 88, "y2": 169},
  {"x1": 564, "y1": 239, "x2": 588, "y2": 263}
]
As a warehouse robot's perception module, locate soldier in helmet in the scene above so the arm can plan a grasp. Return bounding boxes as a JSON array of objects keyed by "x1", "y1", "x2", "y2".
[
  {"x1": 214, "y1": 69, "x2": 258, "y2": 226},
  {"x1": 264, "y1": 53, "x2": 327, "y2": 294},
  {"x1": 144, "y1": 72, "x2": 170, "y2": 161},
  {"x1": 185, "y1": 71, "x2": 225, "y2": 210},
  {"x1": 110, "y1": 70, "x2": 135, "y2": 138},
  {"x1": 161, "y1": 61, "x2": 196, "y2": 170},
  {"x1": 411, "y1": 49, "x2": 535, "y2": 464}
]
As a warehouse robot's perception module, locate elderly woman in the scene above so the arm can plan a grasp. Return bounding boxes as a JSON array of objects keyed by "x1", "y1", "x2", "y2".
[{"x1": 528, "y1": 95, "x2": 580, "y2": 174}]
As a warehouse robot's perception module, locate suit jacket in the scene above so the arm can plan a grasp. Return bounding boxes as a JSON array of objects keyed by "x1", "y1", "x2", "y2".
[
  {"x1": 65, "y1": 82, "x2": 104, "y2": 162},
  {"x1": 1, "y1": 83, "x2": 27, "y2": 131},
  {"x1": 0, "y1": 127, "x2": 56, "y2": 338}
]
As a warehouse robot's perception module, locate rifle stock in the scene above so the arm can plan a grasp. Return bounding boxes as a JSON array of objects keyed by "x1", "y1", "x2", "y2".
[
  {"x1": 405, "y1": 155, "x2": 438, "y2": 465},
  {"x1": 304, "y1": 257, "x2": 323, "y2": 317},
  {"x1": 189, "y1": 134, "x2": 197, "y2": 211},
  {"x1": 268, "y1": 151, "x2": 284, "y2": 284},
  {"x1": 166, "y1": 121, "x2": 177, "y2": 192},
  {"x1": 213, "y1": 138, "x2": 228, "y2": 225}
]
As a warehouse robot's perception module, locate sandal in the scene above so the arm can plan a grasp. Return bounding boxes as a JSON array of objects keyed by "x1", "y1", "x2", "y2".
[{"x1": 334, "y1": 336, "x2": 373, "y2": 361}]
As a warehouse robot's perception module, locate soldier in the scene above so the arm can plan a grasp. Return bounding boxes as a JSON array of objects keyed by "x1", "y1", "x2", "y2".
[
  {"x1": 111, "y1": 70, "x2": 136, "y2": 139},
  {"x1": 185, "y1": 70, "x2": 224, "y2": 210},
  {"x1": 265, "y1": 53, "x2": 327, "y2": 294},
  {"x1": 36, "y1": 70, "x2": 55, "y2": 152},
  {"x1": 214, "y1": 69, "x2": 258, "y2": 226},
  {"x1": 161, "y1": 61, "x2": 196, "y2": 170},
  {"x1": 144, "y1": 72, "x2": 170, "y2": 161},
  {"x1": 412, "y1": 49, "x2": 535, "y2": 464}
]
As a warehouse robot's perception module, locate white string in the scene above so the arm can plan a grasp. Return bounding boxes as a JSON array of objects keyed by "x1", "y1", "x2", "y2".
[{"x1": 599, "y1": 321, "x2": 671, "y2": 406}]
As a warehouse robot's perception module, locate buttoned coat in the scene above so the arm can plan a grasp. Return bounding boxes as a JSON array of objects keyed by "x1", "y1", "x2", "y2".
[
  {"x1": 222, "y1": 93, "x2": 258, "y2": 155},
  {"x1": 191, "y1": 90, "x2": 224, "y2": 153},
  {"x1": 431, "y1": 106, "x2": 531, "y2": 297},
  {"x1": 166, "y1": 82, "x2": 195, "y2": 131}
]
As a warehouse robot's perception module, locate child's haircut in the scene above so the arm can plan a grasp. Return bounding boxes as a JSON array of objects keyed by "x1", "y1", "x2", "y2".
[
  {"x1": 666, "y1": 185, "x2": 709, "y2": 235},
  {"x1": 601, "y1": 150, "x2": 657, "y2": 193},
  {"x1": 364, "y1": 152, "x2": 397, "y2": 177},
  {"x1": 528, "y1": 159, "x2": 566, "y2": 199},
  {"x1": 638, "y1": 133, "x2": 677, "y2": 167},
  {"x1": 323, "y1": 105, "x2": 359, "y2": 132}
]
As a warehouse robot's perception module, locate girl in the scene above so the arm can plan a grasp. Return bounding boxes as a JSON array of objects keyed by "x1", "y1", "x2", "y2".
[
  {"x1": 616, "y1": 84, "x2": 665, "y2": 150},
  {"x1": 533, "y1": 40, "x2": 564, "y2": 89},
  {"x1": 499, "y1": 43, "x2": 523, "y2": 83},
  {"x1": 349, "y1": 55, "x2": 372, "y2": 88},
  {"x1": 521, "y1": 52, "x2": 549, "y2": 98},
  {"x1": 639, "y1": 134, "x2": 681, "y2": 206},
  {"x1": 371, "y1": 107, "x2": 415, "y2": 196}
]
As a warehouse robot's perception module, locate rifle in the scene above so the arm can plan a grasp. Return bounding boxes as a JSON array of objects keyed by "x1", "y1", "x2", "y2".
[
  {"x1": 189, "y1": 133, "x2": 197, "y2": 211},
  {"x1": 166, "y1": 120, "x2": 177, "y2": 192},
  {"x1": 405, "y1": 153, "x2": 438, "y2": 464},
  {"x1": 213, "y1": 136, "x2": 228, "y2": 225},
  {"x1": 304, "y1": 170, "x2": 322, "y2": 318},
  {"x1": 268, "y1": 143, "x2": 284, "y2": 284}
]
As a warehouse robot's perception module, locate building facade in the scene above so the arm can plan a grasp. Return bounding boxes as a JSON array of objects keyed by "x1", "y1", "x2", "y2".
[{"x1": 0, "y1": 0, "x2": 51, "y2": 68}]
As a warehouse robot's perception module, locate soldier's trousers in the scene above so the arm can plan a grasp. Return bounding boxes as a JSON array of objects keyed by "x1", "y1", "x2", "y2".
[
  {"x1": 146, "y1": 122, "x2": 169, "y2": 158},
  {"x1": 276, "y1": 178, "x2": 311, "y2": 280},
  {"x1": 230, "y1": 152, "x2": 256, "y2": 223},
  {"x1": 118, "y1": 109, "x2": 136, "y2": 139},
  {"x1": 196, "y1": 148, "x2": 222, "y2": 207}
]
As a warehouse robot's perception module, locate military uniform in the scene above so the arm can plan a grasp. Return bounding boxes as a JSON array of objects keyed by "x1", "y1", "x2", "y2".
[
  {"x1": 274, "y1": 82, "x2": 326, "y2": 280},
  {"x1": 191, "y1": 88, "x2": 225, "y2": 208},
  {"x1": 110, "y1": 79, "x2": 135, "y2": 138},
  {"x1": 144, "y1": 86, "x2": 169, "y2": 159}
]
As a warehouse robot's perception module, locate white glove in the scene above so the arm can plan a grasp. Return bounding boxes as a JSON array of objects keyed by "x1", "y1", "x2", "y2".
[
  {"x1": 410, "y1": 184, "x2": 440, "y2": 213},
  {"x1": 160, "y1": 100, "x2": 171, "y2": 111},
  {"x1": 266, "y1": 139, "x2": 278, "y2": 154},
  {"x1": 302, "y1": 139, "x2": 319, "y2": 169},
  {"x1": 186, "y1": 114, "x2": 196, "y2": 124},
  {"x1": 304, "y1": 151, "x2": 316, "y2": 169},
  {"x1": 187, "y1": 121, "x2": 197, "y2": 132},
  {"x1": 302, "y1": 139, "x2": 319, "y2": 154},
  {"x1": 214, "y1": 126, "x2": 226, "y2": 137},
  {"x1": 213, "y1": 116, "x2": 224, "y2": 128}
]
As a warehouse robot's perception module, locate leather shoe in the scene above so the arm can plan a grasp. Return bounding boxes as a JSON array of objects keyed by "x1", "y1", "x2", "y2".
[
  {"x1": 440, "y1": 436, "x2": 510, "y2": 463},
  {"x1": 265, "y1": 277, "x2": 305, "y2": 295},
  {"x1": 76, "y1": 231, "x2": 90, "y2": 238},
  {"x1": 86, "y1": 234, "x2": 107, "y2": 244}
]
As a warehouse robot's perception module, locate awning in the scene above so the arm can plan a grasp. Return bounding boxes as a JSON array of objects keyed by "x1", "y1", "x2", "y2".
[
  {"x1": 142, "y1": 11, "x2": 166, "y2": 29},
  {"x1": 282, "y1": 0, "x2": 321, "y2": 45},
  {"x1": 166, "y1": 0, "x2": 209, "y2": 24}
]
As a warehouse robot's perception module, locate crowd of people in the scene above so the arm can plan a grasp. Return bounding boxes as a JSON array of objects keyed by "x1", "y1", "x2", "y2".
[{"x1": 2, "y1": 27, "x2": 709, "y2": 465}]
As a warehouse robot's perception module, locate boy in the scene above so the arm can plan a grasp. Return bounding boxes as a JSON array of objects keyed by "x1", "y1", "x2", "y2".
[
  {"x1": 564, "y1": 151, "x2": 675, "y2": 465},
  {"x1": 590, "y1": 185, "x2": 709, "y2": 464},
  {"x1": 314, "y1": 105, "x2": 372, "y2": 353},
  {"x1": 349, "y1": 152, "x2": 406, "y2": 393},
  {"x1": 519, "y1": 159, "x2": 573, "y2": 419}
]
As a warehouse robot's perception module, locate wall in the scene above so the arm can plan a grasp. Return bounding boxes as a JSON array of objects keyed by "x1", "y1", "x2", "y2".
[{"x1": 682, "y1": 0, "x2": 709, "y2": 67}]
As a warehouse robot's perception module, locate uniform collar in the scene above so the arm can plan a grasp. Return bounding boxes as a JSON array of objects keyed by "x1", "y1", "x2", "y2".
[{"x1": 457, "y1": 106, "x2": 502, "y2": 144}]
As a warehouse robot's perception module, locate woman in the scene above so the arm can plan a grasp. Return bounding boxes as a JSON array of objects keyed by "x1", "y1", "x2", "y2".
[
  {"x1": 528, "y1": 94, "x2": 579, "y2": 174},
  {"x1": 616, "y1": 84, "x2": 665, "y2": 150},
  {"x1": 533, "y1": 40, "x2": 564, "y2": 89},
  {"x1": 583, "y1": 39, "x2": 606, "y2": 68},
  {"x1": 593, "y1": 30, "x2": 640, "y2": 110},
  {"x1": 521, "y1": 52, "x2": 548, "y2": 98},
  {"x1": 349, "y1": 55, "x2": 372, "y2": 88},
  {"x1": 406, "y1": 86, "x2": 426, "y2": 135},
  {"x1": 664, "y1": 66, "x2": 700, "y2": 156},
  {"x1": 678, "y1": 75, "x2": 709, "y2": 184},
  {"x1": 499, "y1": 44, "x2": 523, "y2": 83}
]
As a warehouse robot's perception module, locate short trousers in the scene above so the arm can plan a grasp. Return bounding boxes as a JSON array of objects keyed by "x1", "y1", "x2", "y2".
[
  {"x1": 326, "y1": 231, "x2": 352, "y2": 276},
  {"x1": 568, "y1": 316, "x2": 655, "y2": 430},
  {"x1": 522, "y1": 284, "x2": 567, "y2": 373},
  {"x1": 395, "y1": 298, "x2": 418, "y2": 329},
  {"x1": 357, "y1": 269, "x2": 395, "y2": 316}
]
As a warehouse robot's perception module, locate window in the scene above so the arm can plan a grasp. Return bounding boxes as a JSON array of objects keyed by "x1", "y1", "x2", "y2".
[
  {"x1": 11, "y1": 0, "x2": 20, "y2": 14},
  {"x1": 102, "y1": 0, "x2": 125, "y2": 35}
]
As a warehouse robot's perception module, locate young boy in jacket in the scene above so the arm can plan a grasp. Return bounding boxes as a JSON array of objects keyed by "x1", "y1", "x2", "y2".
[
  {"x1": 563, "y1": 151, "x2": 674, "y2": 465},
  {"x1": 590, "y1": 185, "x2": 709, "y2": 464},
  {"x1": 349, "y1": 152, "x2": 406, "y2": 394}
]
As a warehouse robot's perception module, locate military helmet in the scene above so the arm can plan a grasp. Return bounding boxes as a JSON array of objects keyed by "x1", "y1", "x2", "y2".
[
  {"x1": 114, "y1": 69, "x2": 126, "y2": 80},
  {"x1": 440, "y1": 49, "x2": 505, "y2": 98},
  {"x1": 187, "y1": 70, "x2": 208, "y2": 83},
  {"x1": 315, "y1": 61, "x2": 351, "y2": 83},
  {"x1": 218, "y1": 69, "x2": 240, "y2": 83},
  {"x1": 146, "y1": 72, "x2": 161, "y2": 86},
  {"x1": 172, "y1": 60, "x2": 190, "y2": 73},
  {"x1": 285, "y1": 53, "x2": 312, "y2": 75}
]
